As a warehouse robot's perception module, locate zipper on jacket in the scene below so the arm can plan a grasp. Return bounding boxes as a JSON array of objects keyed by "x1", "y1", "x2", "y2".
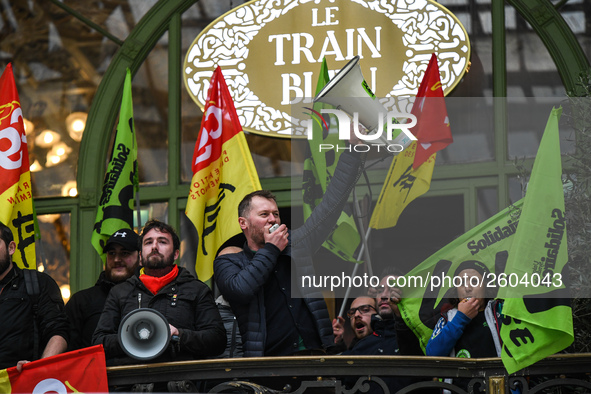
[{"x1": 137, "y1": 292, "x2": 142, "y2": 308}]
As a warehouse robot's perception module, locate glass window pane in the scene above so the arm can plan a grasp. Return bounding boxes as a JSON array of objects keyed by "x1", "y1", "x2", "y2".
[
  {"x1": 0, "y1": 1, "x2": 125, "y2": 196},
  {"x1": 505, "y1": 11, "x2": 575, "y2": 159},
  {"x1": 37, "y1": 213, "x2": 71, "y2": 302},
  {"x1": 60, "y1": 0, "x2": 155, "y2": 41},
  {"x1": 180, "y1": 211, "x2": 198, "y2": 279},
  {"x1": 180, "y1": 2, "x2": 205, "y2": 184},
  {"x1": 477, "y1": 187, "x2": 497, "y2": 224},
  {"x1": 135, "y1": 42, "x2": 169, "y2": 185},
  {"x1": 509, "y1": 176, "x2": 526, "y2": 205},
  {"x1": 351, "y1": 195, "x2": 464, "y2": 279},
  {"x1": 507, "y1": 96, "x2": 576, "y2": 159},
  {"x1": 180, "y1": 74, "x2": 201, "y2": 183},
  {"x1": 438, "y1": 97, "x2": 495, "y2": 164},
  {"x1": 562, "y1": 2, "x2": 590, "y2": 64},
  {"x1": 136, "y1": 202, "x2": 169, "y2": 228}
]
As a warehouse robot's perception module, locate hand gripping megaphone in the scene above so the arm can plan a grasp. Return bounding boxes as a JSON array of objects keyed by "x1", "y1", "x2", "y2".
[
  {"x1": 313, "y1": 55, "x2": 416, "y2": 153},
  {"x1": 118, "y1": 308, "x2": 171, "y2": 361}
]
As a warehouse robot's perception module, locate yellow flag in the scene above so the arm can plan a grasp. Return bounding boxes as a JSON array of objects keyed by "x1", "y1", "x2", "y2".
[
  {"x1": 185, "y1": 67, "x2": 261, "y2": 284},
  {"x1": 0, "y1": 63, "x2": 36, "y2": 268},
  {"x1": 369, "y1": 53, "x2": 450, "y2": 229},
  {"x1": 369, "y1": 143, "x2": 435, "y2": 229}
]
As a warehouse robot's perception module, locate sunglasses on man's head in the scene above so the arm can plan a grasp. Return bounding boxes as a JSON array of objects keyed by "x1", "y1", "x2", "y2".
[{"x1": 346, "y1": 304, "x2": 376, "y2": 318}]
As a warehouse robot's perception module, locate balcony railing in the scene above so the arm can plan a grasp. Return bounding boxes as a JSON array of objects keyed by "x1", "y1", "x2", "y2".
[{"x1": 106, "y1": 353, "x2": 591, "y2": 393}]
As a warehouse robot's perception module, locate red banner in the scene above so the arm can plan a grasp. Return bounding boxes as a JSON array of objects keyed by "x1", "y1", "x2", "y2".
[{"x1": 0, "y1": 345, "x2": 108, "y2": 393}]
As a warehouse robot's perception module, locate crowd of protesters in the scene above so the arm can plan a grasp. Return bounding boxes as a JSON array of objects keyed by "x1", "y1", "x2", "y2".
[{"x1": 0, "y1": 147, "x2": 507, "y2": 394}]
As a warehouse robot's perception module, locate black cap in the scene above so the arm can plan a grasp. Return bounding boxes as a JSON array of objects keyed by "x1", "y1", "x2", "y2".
[
  {"x1": 103, "y1": 228, "x2": 140, "y2": 252},
  {"x1": 454, "y1": 260, "x2": 489, "y2": 278}
]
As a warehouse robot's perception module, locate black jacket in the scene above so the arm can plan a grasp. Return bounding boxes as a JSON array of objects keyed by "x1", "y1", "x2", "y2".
[
  {"x1": 342, "y1": 316, "x2": 406, "y2": 394},
  {"x1": 92, "y1": 266, "x2": 226, "y2": 365},
  {"x1": 65, "y1": 271, "x2": 115, "y2": 351},
  {"x1": 343, "y1": 315, "x2": 399, "y2": 356},
  {"x1": 0, "y1": 265, "x2": 68, "y2": 369},
  {"x1": 214, "y1": 299, "x2": 243, "y2": 358},
  {"x1": 214, "y1": 150, "x2": 365, "y2": 357}
]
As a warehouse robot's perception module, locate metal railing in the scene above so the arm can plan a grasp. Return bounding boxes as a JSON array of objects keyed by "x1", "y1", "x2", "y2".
[{"x1": 106, "y1": 353, "x2": 591, "y2": 393}]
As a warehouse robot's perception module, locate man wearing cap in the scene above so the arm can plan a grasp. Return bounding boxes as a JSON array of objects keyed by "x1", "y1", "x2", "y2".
[{"x1": 65, "y1": 228, "x2": 140, "y2": 350}]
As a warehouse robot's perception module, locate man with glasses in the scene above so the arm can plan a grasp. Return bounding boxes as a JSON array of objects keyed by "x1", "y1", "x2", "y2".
[
  {"x1": 341, "y1": 296, "x2": 402, "y2": 394},
  {"x1": 343, "y1": 296, "x2": 399, "y2": 355},
  {"x1": 66, "y1": 228, "x2": 140, "y2": 350}
]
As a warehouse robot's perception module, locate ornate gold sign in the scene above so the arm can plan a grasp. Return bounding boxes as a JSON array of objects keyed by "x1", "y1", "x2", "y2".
[{"x1": 184, "y1": 0, "x2": 470, "y2": 138}]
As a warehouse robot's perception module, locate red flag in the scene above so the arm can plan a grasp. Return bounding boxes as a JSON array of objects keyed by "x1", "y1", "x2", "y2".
[
  {"x1": 0, "y1": 345, "x2": 108, "y2": 393},
  {"x1": 0, "y1": 63, "x2": 37, "y2": 268},
  {"x1": 190, "y1": 67, "x2": 244, "y2": 174},
  {"x1": 185, "y1": 67, "x2": 260, "y2": 284},
  {"x1": 411, "y1": 53, "x2": 452, "y2": 169}
]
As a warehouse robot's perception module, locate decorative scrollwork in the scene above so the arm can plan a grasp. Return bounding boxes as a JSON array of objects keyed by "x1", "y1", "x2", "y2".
[
  {"x1": 526, "y1": 377, "x2": 591, "y2": 394},
  {"x1": 340, "y1": 376, "x2": 390, "y2": 394},
  {"x1": 466, "y1": 377, "x2": 486, "y2": 393}
]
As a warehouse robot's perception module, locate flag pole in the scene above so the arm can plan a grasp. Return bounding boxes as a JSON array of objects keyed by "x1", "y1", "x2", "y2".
[
  {"x1": 32, "y1": 204, "x2": 48, "y2": 270},
  {"x1": 337, "y1": 188, "x2": 374, "y2": 318},
  {"x1": 353, "y1": 188, "x2": 374, "y2": 278},
  {"x1": 135, "y1": 191, "x2": 141, "y2": 231},
  {"x1": 338, "y1": 226, "x2": 372, "y2": 317}
]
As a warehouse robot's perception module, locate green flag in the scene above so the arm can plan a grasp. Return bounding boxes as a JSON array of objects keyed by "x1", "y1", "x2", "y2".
[
  {"x1": 398, "y1": 199, "x2": 523, "y2": 352},
  {"x1": 399, "y1": 107, "x2": 572, "y2": 374},
  {"x1": 498, "y1": 107, "x2": 572, "y2": 374},
  {"x1": 91, "y1": 68, "x2": 139, "y2": 263},
  {"x1": 301, "y1": 58, "x2": 360, "y2": 263}
]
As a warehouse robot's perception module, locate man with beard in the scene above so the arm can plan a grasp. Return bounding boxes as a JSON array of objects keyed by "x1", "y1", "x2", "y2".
[
  {"x1": 93, "y1": 219, "x2": 226, "y2": 365},
  {"x1": 376, "y1": 269, "x2": 440, "y2": 356},
  {"x1": 375, "y1": 272, "x2": 440, "y2": 393},
  {"x1": 214, "y1": 148, "x2": 366, "y2": 357},
  {"x1": 342, "y1": 296, "x2": 403, "y2": 394},
  {"x1": 342, "y1": 296, "x2": 398, "y2": 355},
  {"x1": 66, "y1": 228, "x2": 140, "y2": 350},
  {"x1": 0, "y1": 221, "x2": 68, "y2": 371}
]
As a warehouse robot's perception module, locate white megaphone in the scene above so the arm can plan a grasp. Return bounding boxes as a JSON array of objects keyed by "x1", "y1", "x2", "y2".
[
  {"x1": 118, "y1": 308, "x2": 171, "y2": 361},
  {"x1": 314, "y1": 56, "x2": 416, "y2": 153}
]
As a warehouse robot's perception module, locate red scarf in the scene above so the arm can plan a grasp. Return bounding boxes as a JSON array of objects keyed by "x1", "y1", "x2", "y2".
[{"x1": 139, "y1": 265, "x2": 179, "y2": 295}]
